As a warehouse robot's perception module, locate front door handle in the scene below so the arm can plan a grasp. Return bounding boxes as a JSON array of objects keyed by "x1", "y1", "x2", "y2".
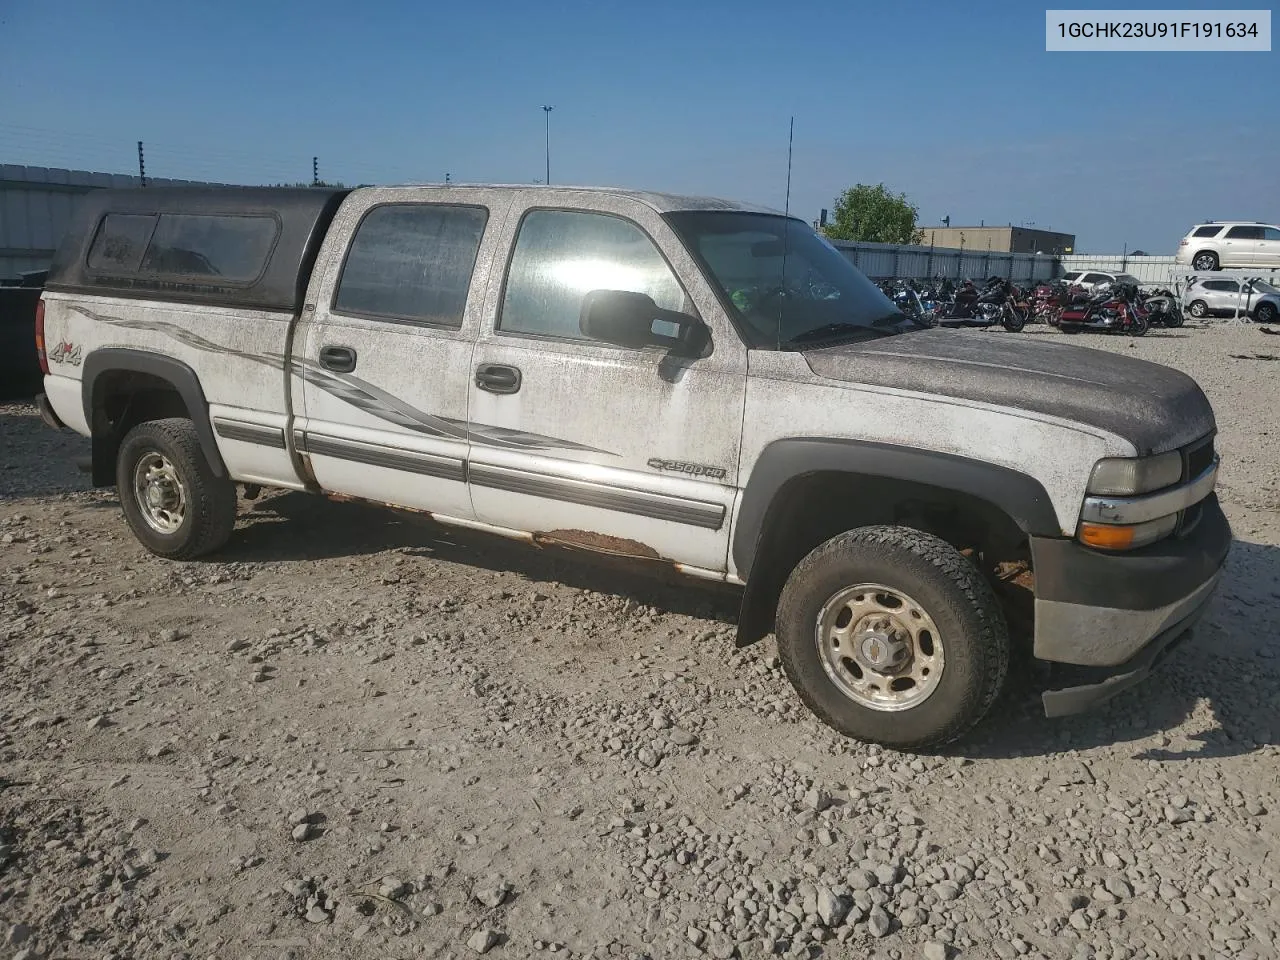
[
  {"x1": 475, "y1": 363, "x2": 521, "y2": 394},
  {"x1": 319, "y1": 344, "x2": 357, "y2": 373}
]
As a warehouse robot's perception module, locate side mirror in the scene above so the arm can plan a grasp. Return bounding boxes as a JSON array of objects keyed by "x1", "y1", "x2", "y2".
[{"x1": 579, "y1": 289, "x2": 704, "y2": 351}]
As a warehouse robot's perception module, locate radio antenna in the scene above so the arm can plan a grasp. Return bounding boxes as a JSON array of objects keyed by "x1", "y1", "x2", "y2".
[
  {"x1": 784, "y1": 116, "x2": 794, "y2": 220},
  {"x1": 777, "y1": 116, "x2": 795, "y2": 351}
]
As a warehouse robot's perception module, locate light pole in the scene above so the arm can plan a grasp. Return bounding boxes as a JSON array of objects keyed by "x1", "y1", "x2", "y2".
[{"x1": 541, "y1": 105, "x2": 553, "y2": 185}]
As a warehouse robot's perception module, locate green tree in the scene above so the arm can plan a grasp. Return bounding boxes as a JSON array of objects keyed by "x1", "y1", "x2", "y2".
[{"x1": 823, "y1": 183, "x2": 923, "y2": 245}]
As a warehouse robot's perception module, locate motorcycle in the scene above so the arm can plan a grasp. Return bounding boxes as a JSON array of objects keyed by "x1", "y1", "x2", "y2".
[
  {"x1": 1057, "y1": 281, "x2": 1149, "y2": 336},
  {"x1": 1031, "y1": 280, "x2": 1069, "y2": 326},
  {"x1": 935, "y1": 277, "x2": 1026, "y2": 332},
  {"x1": 1141, "y1": 287, "x2": 1184, "y2": 328},
  {"x1": 914, "y1": 281, "x2": 942, "y2": 324},
  {"x1": 890, "y1": 280, "x2": 927, "y2": 324}
]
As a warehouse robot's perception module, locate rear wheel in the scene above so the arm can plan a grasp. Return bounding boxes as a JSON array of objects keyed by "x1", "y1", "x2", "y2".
[
  {"x1": 1188, "y1": 300, "x2": 1209, "y2": 319},
  {"x1": 776, "y1": 525, "x2": 1010, "y2": 750},
  {"x1": 1192, "y1": 251, "x2": 1219, "y2": 271},
  {"x1": 116, "y1": 418, "x2": 237, "y2": 559}
]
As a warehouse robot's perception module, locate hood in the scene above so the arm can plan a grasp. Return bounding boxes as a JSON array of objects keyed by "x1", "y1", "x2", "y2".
[{"x1": 803, "y1": 329, "x2": 1214, "y2": 455}]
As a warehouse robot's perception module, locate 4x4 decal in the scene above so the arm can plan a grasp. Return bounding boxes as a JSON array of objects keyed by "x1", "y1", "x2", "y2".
[
  {"x1": 48, "y1": 341, "x2": 82, "y2": 366},
  {"x1": 68, "y1": 305, "x2": 611, "y2": 455}
]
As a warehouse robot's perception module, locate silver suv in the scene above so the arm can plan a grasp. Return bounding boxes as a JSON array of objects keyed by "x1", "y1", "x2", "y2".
[
  {"x1": 1176, "y1": 222, "x2": 1280, "y2": 271},
  {"x1": 1183, "y1": 276, "x2": 1280, "y2": 323}
]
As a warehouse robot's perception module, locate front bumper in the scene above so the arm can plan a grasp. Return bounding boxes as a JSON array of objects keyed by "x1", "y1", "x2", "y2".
[{"x1": 1029, "y1": 494, "x2": 1231, "y2": 716}]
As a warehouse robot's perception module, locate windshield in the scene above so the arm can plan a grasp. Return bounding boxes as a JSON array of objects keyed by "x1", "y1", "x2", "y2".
[
  {"x1": 665, "y1": 211, "x2": 916, "y2": 349},
  {"x1": 1252, "y1": 281, "x2": 1277, "y2": 295}
]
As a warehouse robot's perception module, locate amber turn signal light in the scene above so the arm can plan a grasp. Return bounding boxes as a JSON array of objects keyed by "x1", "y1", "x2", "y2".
[{"x1": 1078, "y1": 522, "x2": 1136, "y2": 550}]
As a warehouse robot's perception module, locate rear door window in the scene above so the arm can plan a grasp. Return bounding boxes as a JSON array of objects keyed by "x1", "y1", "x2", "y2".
[
  {"x1": 1082, "y1": 273, "x2": 1110, "y2": 284},
  {"x1": 334, "y1": 204, "x2": 489, "y2": 328}
]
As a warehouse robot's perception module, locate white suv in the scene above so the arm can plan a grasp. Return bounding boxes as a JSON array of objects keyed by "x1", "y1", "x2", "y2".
[
  {"x1": 1060, "y1": 270, "x2": 1141, "y2": 291},
  {"x1": 1176, "y1": 222, "x2": 1280, "y2": 271}
]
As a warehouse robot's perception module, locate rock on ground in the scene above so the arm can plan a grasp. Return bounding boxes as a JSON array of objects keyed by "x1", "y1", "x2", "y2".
[{"x1": 2, "y1": 324, "x2": 1280, "y2": 959}]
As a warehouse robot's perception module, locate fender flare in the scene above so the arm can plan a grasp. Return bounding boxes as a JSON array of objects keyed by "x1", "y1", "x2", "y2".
[
  {"x1": 732, "y1": 438, "x2": 1062, "y2": 645},
  {"x1": 734, "y1": 438, "x2": 1061, "y2": 578},
  {"x1": 81, "y1": 348, "x2": 226, "y2": 478}
]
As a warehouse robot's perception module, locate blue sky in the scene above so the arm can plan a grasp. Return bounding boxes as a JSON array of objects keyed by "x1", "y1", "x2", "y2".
[{"x1": 1, "y1": 0, "x2": 1275, "y2": 251}]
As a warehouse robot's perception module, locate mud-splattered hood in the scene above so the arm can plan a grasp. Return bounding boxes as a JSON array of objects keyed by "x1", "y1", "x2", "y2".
[{"x1": 803, "y1": 329, "x2": 1214, "y2": 455}]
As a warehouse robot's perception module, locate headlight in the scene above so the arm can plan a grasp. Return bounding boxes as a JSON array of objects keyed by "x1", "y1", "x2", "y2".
[{"x1": 1087, "y1": 452, "x2": 1182, "y2": 496}]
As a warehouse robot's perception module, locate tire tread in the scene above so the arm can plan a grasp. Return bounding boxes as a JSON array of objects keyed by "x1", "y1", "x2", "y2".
[
  {"x1": 776, "y1": 525, "x2": 1009, "y2": 750},
  {"x1": 116, "y1": 418, "x2": 236, "y2": 560}
]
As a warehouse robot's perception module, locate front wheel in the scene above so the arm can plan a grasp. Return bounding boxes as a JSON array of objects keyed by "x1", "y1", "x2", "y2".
[
  {"x1": 116, "y1": 418, "x2": 237, "y2": 559},
  {"x1": 775, "y1": 526, "x2": 1010, "y2": 750},
  {"x1": 1163, "y1": 308, "x2": 1184, "y2": 328},
  {"x1": 1256, "y1": 302, "x2": 1278, "y2": 324},
  {"x1": 1002, "y1": 307, "x2": 1026, "y2": 332},
  {"x1": 1128, "y1": 314, "x2": 1149, "y2": 337}
]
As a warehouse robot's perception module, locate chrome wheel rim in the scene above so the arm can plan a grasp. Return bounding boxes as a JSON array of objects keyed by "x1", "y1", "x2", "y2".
[
  {"x1": 815, "y1": 583, "x2": 944, "y2": 712},
  {"x1": 133, "y1": 452, "x2": 187, "y2": 534},
  {"x1": 1193, "y1": 255, "x2": 1216, "y2": 271},
  {"x1": 1190, "y1": 302, "x2": 1207, "y2": 317}
]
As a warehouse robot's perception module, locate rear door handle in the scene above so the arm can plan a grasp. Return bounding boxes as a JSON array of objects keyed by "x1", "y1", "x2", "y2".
[
  {"x1": 319, "y1": 344, "x2": 357, "y2": 373},
  {"x1": 475, "y1": 363, "x2": 521, "y2": 394}
]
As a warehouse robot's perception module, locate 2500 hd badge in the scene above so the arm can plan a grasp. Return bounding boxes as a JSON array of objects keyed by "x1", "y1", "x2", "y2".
[{"x1": 647, "y1": 457, "x2": 728, "y2": 479}]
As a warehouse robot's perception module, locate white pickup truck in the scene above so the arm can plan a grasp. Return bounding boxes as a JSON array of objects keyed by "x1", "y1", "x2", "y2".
[{"x1": 34, "y1": 185, "x2": 1229, "y2": 748}]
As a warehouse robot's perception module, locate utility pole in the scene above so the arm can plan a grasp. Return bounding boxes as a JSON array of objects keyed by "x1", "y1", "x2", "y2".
[
  {"x1": 137, "y1": 141, "x2": 147, "y2": 187},
  {"x1": 312, "y1": 156, "x2": 319, "y2": 186},
  {"x1": 541, "y1": 105, "x2": 553, "y2": 185}
]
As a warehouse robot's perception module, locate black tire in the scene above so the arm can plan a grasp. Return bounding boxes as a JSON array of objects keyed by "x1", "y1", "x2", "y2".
[
  {"x1": 1256, "y1": 302, "x2": 1278, "y2": 324},
  {"x1": 1188, "y1": 300, "x2": 1209, "y2": 319},
  {"x1": 116, "y1": 418, "x2": 237, "y2": 560},
  {"x1": 1192, "y1": 251, "x2": 1219, "y2": 271},
  {"x1": 1164, "y1": 309, "x2": 1184, "y2": 328},
  {"x1": 1128, "y1": 315, "x2": 1149, "y2": 337},
  {"x1": 775, "y1": 525, "x2": 1010, "y2": 750},
  {"x1": 1002, "y1": 308, "x2": 1026, "y2": 333}
]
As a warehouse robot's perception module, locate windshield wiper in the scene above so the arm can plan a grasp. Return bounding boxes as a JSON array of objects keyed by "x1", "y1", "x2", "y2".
[{"x1": 785, "y1": 320, "x2": 899, "y2": 345}]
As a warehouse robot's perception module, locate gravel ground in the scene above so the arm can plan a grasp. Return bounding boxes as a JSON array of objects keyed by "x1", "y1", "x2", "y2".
[{"x1": 2, "y1": 322, "x2": 1279, "y2": 960}]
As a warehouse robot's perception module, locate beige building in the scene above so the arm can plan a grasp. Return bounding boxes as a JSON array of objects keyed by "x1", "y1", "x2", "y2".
[{"x1": 917, "y1": 226, "x2": 1075, "y2": 256}]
